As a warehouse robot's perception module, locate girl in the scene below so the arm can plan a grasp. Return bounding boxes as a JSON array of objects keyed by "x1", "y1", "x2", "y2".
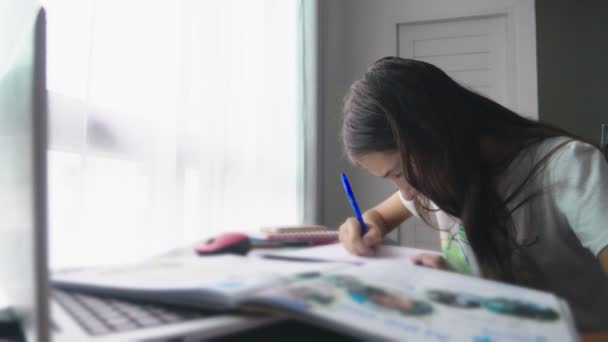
[{"x1": 338, "y1": 57, "x2": 608, "y2": 330}]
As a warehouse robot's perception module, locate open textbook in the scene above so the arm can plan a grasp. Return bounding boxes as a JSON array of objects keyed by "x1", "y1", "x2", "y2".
[{"x1": 53, "y1": 250, "x2": 578, "y2": 341}]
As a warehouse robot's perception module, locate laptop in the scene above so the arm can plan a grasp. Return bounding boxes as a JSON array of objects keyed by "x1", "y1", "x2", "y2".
[{"x1": 0, "y1": 7, "x2": 276, "y2": 341}]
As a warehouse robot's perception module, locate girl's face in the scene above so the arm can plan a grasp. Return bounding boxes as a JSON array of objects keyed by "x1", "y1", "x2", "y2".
[{"x1": 355, "y1": 151, "x2": 419, "y2": 201}]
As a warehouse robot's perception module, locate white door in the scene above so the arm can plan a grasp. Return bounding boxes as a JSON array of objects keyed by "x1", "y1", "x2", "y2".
[
  {"x1": 397, "y1": 15, "x2": 517, "y2": 250},
  {"x1": 398, "y1": 16, "x2": 509, "y2": 108},
  {"x1": 394, "y1": 3, "x2": 536, "y2": 250}
]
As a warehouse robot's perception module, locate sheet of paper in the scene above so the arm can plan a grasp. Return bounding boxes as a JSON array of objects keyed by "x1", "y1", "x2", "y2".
[{"x1": 256, "y1": 243, "x2": 440, "y2": 265}]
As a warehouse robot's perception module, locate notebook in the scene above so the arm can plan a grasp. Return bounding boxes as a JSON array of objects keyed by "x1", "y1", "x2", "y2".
[
  {"x1": 261, "y1": 231, "x2": 339, "y2": 243},
  {"x1": 260, "y1": 225, "x2": 329, "y2": 234},
  {"x1": 254, "y1": 225, "x2": 338, "y2": 243}
]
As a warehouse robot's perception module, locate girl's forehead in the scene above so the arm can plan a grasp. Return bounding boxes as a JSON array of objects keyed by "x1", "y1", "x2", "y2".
[{"x1": 354, "y1": 151, "x2": 401, "y2": 177}]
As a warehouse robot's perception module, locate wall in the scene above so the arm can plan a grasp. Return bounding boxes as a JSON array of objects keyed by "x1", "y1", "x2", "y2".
[
  {"x1": 536, "y1": 0, "x2": 608, "y2": 144},
  {"x1": 319, "y1": 0, "x2": 399, "y2": 232}
]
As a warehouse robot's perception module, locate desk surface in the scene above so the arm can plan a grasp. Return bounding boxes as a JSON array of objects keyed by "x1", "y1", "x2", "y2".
[{"x1": 581, "y1": 332, "x2": 608, "y2": 342}]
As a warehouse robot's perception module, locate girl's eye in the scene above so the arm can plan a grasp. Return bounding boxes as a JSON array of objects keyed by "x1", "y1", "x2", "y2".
[{"x1": 392, "y1": 173, "x2": 403, "y2": 179}]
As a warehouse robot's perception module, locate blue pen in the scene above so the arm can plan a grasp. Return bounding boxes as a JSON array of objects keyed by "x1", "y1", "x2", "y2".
[{"x1": 340, "y1": 173, "x2": 368, "y2": 236}]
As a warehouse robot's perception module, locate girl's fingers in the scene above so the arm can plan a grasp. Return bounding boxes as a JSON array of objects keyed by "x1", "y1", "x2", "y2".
[
  {"x1": 410, "y1": 253, "x2": 449, "y2": 270},
  {"x1": 352, "y1": 239, "x2": 373, "y2": 256},
  {"x1": 362, "y1": 226, "x2": 383, "y2": 248},
  {"x1": 339, "y1": 217, "x2": 373, "y2": 256}
]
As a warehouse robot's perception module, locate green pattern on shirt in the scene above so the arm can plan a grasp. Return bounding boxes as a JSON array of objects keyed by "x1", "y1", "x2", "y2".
[{"x1": 442, "y1": 225, "x2": 473, "y2": 275}]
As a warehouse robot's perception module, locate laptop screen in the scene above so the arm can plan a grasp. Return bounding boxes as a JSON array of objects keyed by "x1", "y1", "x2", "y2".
[{"x1": 0, "y1": 7, "x2": 49, "y2": 342}]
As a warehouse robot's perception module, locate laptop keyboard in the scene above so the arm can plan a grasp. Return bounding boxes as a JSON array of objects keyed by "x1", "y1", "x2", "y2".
[{"x1": 54, "y1": 289, "x2": 210, "y2": 336}]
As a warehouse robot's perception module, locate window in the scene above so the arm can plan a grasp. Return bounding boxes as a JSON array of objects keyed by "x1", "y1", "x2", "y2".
[{"x1": 44, "y1": 0, "x2": 304, "y2": 268}]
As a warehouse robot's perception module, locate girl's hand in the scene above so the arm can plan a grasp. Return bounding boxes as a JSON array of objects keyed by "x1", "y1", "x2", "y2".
[
  {"x1": 409, "y1": 253, "x2": 450, "y2": 270},
  {"x1": 338, "y1": 217, "x2": 384, "y2": 256}
]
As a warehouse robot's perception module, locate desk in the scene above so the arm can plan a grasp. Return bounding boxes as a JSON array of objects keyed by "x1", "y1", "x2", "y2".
[
  {"x1": 216, "y1": 320, "x2": 358, "y2": 341},
  {"x1": 582, "y1": 332, "x2": 608, "y2": 342}
]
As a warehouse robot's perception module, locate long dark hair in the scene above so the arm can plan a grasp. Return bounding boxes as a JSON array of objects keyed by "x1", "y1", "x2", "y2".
[{"x1": 342, "y1": 57, "x2": 577, "y2": 281}]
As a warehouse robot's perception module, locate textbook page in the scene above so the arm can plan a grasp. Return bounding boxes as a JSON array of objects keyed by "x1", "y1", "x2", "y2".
[
  {"x1": 52, "y1": 255, "x2": 344, "y2": 309},
  {"x1": 245, "y1": 260, "x2": 576, "y2": 341},
  {"x1": 257, "y1": 243, "x2": 439, "y2": 265}
]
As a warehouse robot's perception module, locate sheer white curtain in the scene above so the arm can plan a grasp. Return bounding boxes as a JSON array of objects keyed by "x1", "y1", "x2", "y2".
[{"x1": 44, "y1": 0, "x2": 305, "y2": 268}]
